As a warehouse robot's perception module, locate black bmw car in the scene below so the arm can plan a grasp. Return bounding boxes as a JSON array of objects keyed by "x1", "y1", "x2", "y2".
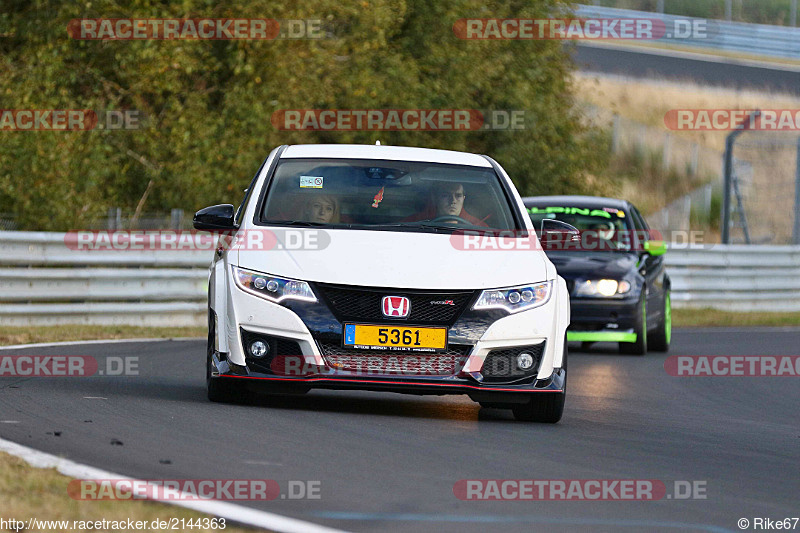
[{"x1": 523, "y1": 195, "x2": 671, "y2": 355}]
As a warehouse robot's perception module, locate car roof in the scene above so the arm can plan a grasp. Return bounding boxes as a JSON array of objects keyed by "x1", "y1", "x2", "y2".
[
  {"x1": 521, "y1": 195, "x2": 631, "y2": 210},
  {"x1": 280, "y1": 144, "x2": 493, "y2": 167}
]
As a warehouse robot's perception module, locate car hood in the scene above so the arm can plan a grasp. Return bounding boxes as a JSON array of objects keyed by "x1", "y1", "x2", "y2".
[
  {"x1": 545, "y1": 251, "x2": 639, "y2": 280},
  {"x1": 235, "y1": 228, "x2": 550, "y2": 290}
]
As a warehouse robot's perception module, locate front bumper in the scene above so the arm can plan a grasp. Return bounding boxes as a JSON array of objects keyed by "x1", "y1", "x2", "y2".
[
  {"x1": 566, "y1": 297, "x2": 639, "y2": 343},
  {"x1": 215, "y1": 274, "x2": 570, "y2": 393},
  {"x1": 210, "y1": 351, "x2": 565, "y2": 397}
]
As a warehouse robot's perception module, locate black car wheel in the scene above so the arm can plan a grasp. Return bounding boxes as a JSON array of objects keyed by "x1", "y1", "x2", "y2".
[
  {"x1": 619, "y1": 291, "x2": 647, "y2": 355},
  {"x1": 512, "y1": 342, "x2": 567, "y2": 423},
  {"x1": 649, "y1": 289, "x2": 671, "y2": 352}
]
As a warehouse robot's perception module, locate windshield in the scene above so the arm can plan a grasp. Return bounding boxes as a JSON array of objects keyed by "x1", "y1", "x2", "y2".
[
  {"x1": 259, "y1": 158, "x2": 519, "y2": 232},
  {"x1": 526, "y1": 204, "x2": 633, "y2": 251}
]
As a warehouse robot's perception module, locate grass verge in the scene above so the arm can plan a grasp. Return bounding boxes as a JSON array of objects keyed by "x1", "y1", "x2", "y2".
[
  {"x1": 673, "y1": 308, "x2": 800, "y2": 328},
  {"x1": 0, "y1": 326, "x2": 205, "y2": 347},
  {"x1": 0, "y1": 451, "x2": 255, "y2": 532}
]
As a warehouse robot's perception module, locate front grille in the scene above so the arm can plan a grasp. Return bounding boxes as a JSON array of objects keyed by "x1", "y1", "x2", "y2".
[
  {"x1": 317, "y1": 342, "x2": 472, "y2": 376},
  {"x1": 481, "y1": 342, "x2": 545, "y2": 383},
  {"x1": 315, "y1": 283, "x2": 475, "y2": 326},
  {"x1": 240, "y1": 328, "x2": 303, "y2": 374}
]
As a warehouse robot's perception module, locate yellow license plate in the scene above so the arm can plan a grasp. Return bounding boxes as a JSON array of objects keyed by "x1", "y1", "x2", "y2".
[{"x1": 343, "y1": 324, "x2": 447, "y2": 351}]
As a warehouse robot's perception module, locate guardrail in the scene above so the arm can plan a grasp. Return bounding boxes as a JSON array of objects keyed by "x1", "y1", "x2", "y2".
[
  {"x1": 667, "y1": 245, "x2": 800, "y2": 311},
  {"x1": 575, "y1": 4, "x2": 800, "y2": 60},
  {"x1": 1, "y1": 231, "x2": 799, "y2": 325},
  {"x1": 0, "y1": 231, "x2": 210, "y2": 327}
]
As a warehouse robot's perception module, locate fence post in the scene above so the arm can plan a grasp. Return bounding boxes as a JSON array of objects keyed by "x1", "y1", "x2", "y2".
[
  {"x1": 722, "y1": 110, "x2": 760, "y2": 244},
  {"x1": 171, "y1": 209, "x2": 184, "y2": 230},
  {"x1": 612, "y1": 114, "x2": 620, "y2": 154},
  {"x1": 690, "y1": 143, "x2": 699, "y2": 176},
  {"x1": 792, "y1": 0, "x2": 798, "y2": 27},
  {"x1": 725, "y1": 0, "x2": 732, "y2": 21},
  {"x1": 663, "y1": 133, "x2": 672, "y2": 171}
]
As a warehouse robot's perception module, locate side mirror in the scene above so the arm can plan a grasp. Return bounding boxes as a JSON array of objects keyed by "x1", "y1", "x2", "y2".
[
  {"x1": 193, "y1": 204, "x2": 236, "y2": 231},
  {"x1": 644, "y1": 240, "x2": 666, "y2": 256},
  {"x1": 540, "y1": 219, "x2": 580, "y2": 242}
]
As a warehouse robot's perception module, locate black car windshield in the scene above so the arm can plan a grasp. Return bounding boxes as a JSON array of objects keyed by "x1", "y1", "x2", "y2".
[
  {"x1": 260, "y1": 158, "x2": 518, "y2": 232},
  {"x1": 527, "y1": 204, "x2": 634, "y2": 251}
]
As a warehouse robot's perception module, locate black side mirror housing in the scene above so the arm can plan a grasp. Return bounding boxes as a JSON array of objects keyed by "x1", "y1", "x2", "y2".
[
  {"x1": 193, "y1": 204, "x2": 236, "y2": 231},
  {"x1": 540, "y1": 219, "x2": 580, "y2": 243}
]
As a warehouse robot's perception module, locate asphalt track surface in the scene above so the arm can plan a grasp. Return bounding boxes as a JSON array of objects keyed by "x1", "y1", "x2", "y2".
[
  {"x1": 1, "y1": 328, "x2": 798, "y2": 533},
  {"x1": 574, "y1": 44, "x2": 800, "y2": 94}
]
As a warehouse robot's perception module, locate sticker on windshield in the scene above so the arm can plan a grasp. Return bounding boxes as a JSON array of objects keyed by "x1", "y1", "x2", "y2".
[
  {"x1": 300, "y1": 176, "x2": 324, "y2": 189},
  {"x1": 528, "y1": 206, "x2": 615, "y2": 218}
]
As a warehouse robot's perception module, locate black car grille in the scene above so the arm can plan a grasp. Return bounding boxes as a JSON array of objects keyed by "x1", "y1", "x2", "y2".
[
  {"x1": 481, "y1": 342, "x2": 545, "y2": 383},
  {"x1": 317, "y1": 342, "x2": 472, "y2": 376},
  {"x1": 314, "y1": 283, "x2": 476, "y2": 326}
]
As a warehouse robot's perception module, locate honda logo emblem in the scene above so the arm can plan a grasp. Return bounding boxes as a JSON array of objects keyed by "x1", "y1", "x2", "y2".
[{"x1": 382, "y1": 296, "x2": 410, "y2": 318}]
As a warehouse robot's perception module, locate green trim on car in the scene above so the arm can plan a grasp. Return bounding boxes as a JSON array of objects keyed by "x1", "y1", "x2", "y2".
[
  {"x1": 665, "y1": 291, "x2": 672, "y2": 344},
  {"x1": 567, "y1": 331, "x2": 638, "y2": 343}
]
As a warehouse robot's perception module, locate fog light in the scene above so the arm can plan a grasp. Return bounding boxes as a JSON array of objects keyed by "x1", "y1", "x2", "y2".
[
  {"x1": 250, "y1": 340, "x2": 269, "y2": 358},
  {"x1": 517, "y1": 352, "x2": 534, "y2": 370}
]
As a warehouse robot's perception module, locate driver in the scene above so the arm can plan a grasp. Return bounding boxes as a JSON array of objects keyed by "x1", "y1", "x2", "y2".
[{"x1": 406, "y1": 182, "x2": 488, "y2": 227}]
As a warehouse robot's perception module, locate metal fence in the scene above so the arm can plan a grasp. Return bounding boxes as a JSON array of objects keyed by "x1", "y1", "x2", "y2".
[
  {"x1": 576, "y1": 4, "x2": 800, "y2": 59},
  {"x1": 1, "y1": 231, "x2": 799, "y2": 326}
]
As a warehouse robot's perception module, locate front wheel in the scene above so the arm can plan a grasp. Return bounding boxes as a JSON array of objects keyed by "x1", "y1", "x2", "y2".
[
  {"x1": 619, "y1": 292, "x2": 647, "y2": 355},
  {"x1": 649, "y1": 290, "x2": 671, "y2": 352}
]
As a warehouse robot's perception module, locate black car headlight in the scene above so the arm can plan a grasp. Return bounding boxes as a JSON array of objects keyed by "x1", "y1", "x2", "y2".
[
  {"x1": 573, "y1": 279, "x2": 632, "y2": 297},
  {"x1": 472, "y1": 281, "x2": 552, "y2": 313},
  {"x1": 233, "y1": 266, "x2": 317, "y2": 303}
]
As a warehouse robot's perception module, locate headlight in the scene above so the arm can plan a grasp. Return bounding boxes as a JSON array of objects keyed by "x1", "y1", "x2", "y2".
[
  {"x1": 574, "y1": 279, "x2": 631, "y2": 297},
  {"x1": 472, "y1": 281, "x2": 552, "y2": 313},
  {"x1": 233, "y1": 266, "x2": 317, "y2": 303}
]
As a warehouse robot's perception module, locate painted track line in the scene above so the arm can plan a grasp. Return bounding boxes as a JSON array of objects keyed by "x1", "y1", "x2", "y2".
[{"x1": 0, "y1": 437, "x2": 349, "y2": 533}]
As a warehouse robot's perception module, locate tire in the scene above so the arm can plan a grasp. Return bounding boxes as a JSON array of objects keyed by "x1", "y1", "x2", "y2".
[
  {"x1": 619, "y1": 291, "x2": 647, "y2": 355},
  {"x1": 512, "y1": 342, "x2": 567, "y2": 423},
  {"x1": 649, "y1": 290, "x2": 671, "y2": 352},
  {"x1": 206, "y1": 309, "x2": 248, "y2": 403}
]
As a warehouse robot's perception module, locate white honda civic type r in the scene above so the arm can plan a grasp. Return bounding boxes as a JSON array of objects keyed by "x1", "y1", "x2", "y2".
[{"x1": 194, "y1": 144, "x2": 571, "y2": 422}]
